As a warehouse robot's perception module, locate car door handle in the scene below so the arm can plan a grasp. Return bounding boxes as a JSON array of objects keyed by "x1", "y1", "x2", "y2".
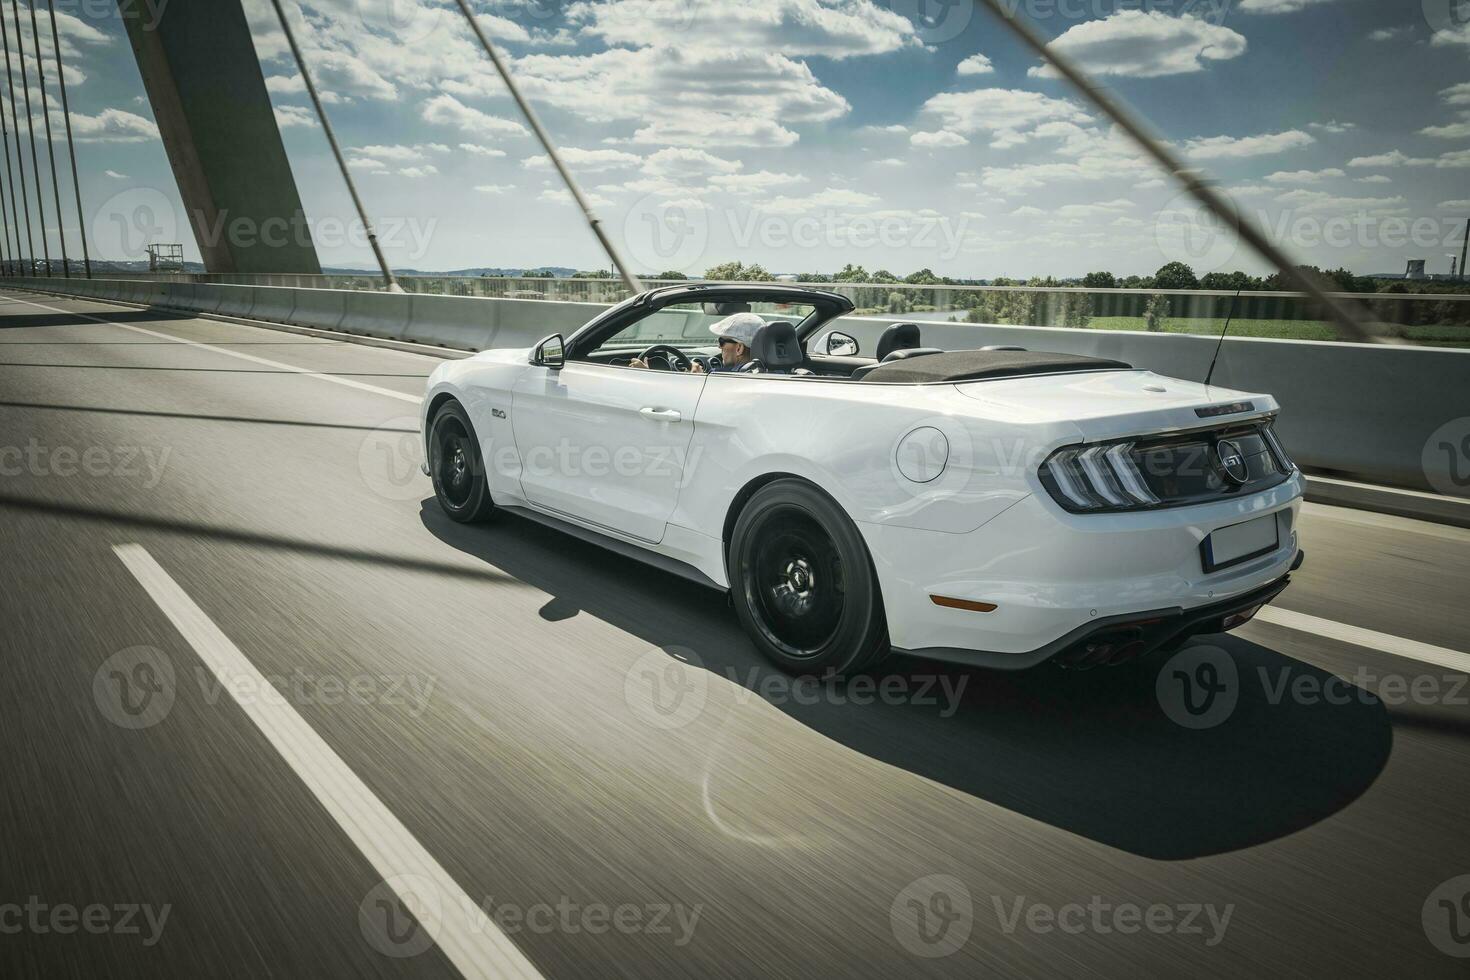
[{"x1": 639, "y1": 407, "x2": 682, "y2": 422}]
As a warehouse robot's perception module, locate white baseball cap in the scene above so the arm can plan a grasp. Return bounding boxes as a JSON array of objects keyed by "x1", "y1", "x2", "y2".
[{"x1": 709, "y1": 312, "x2": 765, "y2": 348}]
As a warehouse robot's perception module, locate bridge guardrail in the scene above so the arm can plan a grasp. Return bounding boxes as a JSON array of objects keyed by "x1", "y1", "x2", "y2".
[{"x1": 7, "y1": 275, "x2": 1468, "y2": 498}]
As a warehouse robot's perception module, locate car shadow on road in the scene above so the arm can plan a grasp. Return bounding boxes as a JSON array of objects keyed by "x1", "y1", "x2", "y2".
[{"x1": 422, "y1": 503, "x2": 1392, "y2": 861}]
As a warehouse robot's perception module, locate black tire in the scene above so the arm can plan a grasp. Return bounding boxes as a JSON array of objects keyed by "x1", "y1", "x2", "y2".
[
  {"x1": 428, "y1": 401, "x2": 495, "y2": 523},
  {"x1": 729, "y1": 479, "x2": 890, "y2": 676}
]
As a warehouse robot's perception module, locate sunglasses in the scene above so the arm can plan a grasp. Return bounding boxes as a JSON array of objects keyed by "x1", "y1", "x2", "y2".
[{"x1": 718, "y1": 337, "x2": 740, "y2": 346}]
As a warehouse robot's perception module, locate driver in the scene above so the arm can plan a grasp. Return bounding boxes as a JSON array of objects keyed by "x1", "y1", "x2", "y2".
[{"x1": 630, "y1": 311, "x2": 764, "y2": 373}]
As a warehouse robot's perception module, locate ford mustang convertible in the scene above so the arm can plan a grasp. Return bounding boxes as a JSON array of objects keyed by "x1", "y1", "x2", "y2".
[{"x1": 422, "y1": 283, "x2": 1304, "y2": 675}]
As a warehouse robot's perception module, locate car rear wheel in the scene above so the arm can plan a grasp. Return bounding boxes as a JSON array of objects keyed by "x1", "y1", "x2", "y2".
[
  {"x1": 429, "y1": 401, "x2": 494, "y2": 523},
  {"x1": 730, "y1": 479, "x2": 889, "y2": 676}
]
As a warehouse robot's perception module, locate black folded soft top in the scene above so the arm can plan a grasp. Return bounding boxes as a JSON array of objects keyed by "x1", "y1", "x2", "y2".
[{"x1": 858, "y1": 349, "x2": 1133, "y2": 384}]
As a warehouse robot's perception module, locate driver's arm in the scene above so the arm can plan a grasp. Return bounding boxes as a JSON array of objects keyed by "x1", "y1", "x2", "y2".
[{"x1": 629, "y1": 357, "x2": 649, "y2": 369}]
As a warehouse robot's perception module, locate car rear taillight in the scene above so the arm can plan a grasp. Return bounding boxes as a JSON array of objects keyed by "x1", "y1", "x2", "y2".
[{"x1": 1039, "y1": 421, "x2": 1292, "y2": 514}]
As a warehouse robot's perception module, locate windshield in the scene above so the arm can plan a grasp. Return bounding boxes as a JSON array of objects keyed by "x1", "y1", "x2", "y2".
[{"x1": 599, "y1": 301, "x2": 819, "y2": 348}]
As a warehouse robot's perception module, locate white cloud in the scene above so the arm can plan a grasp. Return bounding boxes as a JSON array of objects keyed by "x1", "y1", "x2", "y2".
[
  {"x1": 1264, "y1": 168, "x2": 1345, "y2": 183},
  {"x1": 264, "y1": 73, "x2": 344, "y2": 104},
  {"x1": 274, "y1": 105, "x2": 317, "y2": 128},
  {"x1": 910, "y1": 129, "x2": 969, "y2": 148},
  {"x1": 1054, "y1": 198, "x2": 1133, "y2": 217},
  {"x1": 540, "y1": 187, "x2": 612, "y2": 208},
  {"x1": 347, "y1": 157, "x2": 389, "y2": 172},
  {"x1": 1010, "y1": 205, "x2": 1046, "y2": 216},
  {"x1": 422, "y1": 93, "x2": 523, "y2": 139},
  {"x1": 1355, "y1": 175, "x2": 1392, "y2": 184},
  {"x1": 1422, "y1": 120, "x2": 1470, "y2": 138},
  {"x1": 1239, "y1": 0, "x2": 1341, "y2": 13},
  {"x1": 1182, "y1": 129, "x2": 1314, "y2": 159},
  {"x1": 68, "y1": 108, "x2": 159, "y2": 143},
  {"x1": 1308, "y1": 120, "x2": 1356, "y2": 134},
  {"x1": 398, "y1": 165, "x2": 439, "y2": 178},
  {"x1": 459, "y1": 143, "x2": 508, "y2": 158},
  {"x1": 859, "y1": 123, "x2": 908, "y2": 134},
  {"x1": 1443, "y1": 83, "x2": 1470, "y2": 106},
  {"x1": 1368, "y1": 26, "x2": 1411, "y2": 42},
  {"x1": 1273, "y1": 189, "x2": 1407, "y2": 212},
  {"x1": 1134, "y1": 177, "x2": 1165, "y2": 190},
  {"x1": 920, "y1": 88, "x2": 1089, "y2": 148},
  {"x1": 1436, "y1": 200, "x2": 1470, "y2": 209},
  {"x1": 758, "y1": 187, "x2": 881, "y2": 214},
  {"x1": 708, "y1": 170, "x2": 806, "y2": 193},
  {"x1": 957, "y1": 53, "x2": 994, "y2": 76},
  {"x1": 104, "y1": 170, "x2": 128, "y2": 179},
  {"x1": 630, "y1": 114, "x2": 800, "y2": 149},
  {"x1": 1028, "y1": 12, "x2": 1246, "y2": 79},
  {"x1": 475, "y1": 184, "x2": 513, "y2": 194},
  {"x1": 354, "y1": 144, "x2": 428, "y2": 162},
  {"x1": 872, "y1": 158, "x2": 906, "y2": 167},
  {"x1": 568, "y1": 0, "x2": 920, "y2": 58},
  {"x1": 642, "y1": 146, "x2": 742, "y2": 178},
  {"x1": 522, "y1": 147, "x2": 642, "y2": 172}
]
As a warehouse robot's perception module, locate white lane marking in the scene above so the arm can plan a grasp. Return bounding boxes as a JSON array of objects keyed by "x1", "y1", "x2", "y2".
[
  {"x1": 113, "y1": 544, "x2": 543, "y2": 980},
  {"x1": 5, "y1": 292, "x2": 422, "y2": 405},
  {"x1": 1253, "y1": 606, "x2": 1470, "y2": 675}
]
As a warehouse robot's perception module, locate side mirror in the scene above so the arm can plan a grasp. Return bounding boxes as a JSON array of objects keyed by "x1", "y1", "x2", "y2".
[
  {"x1": 532, "y1": 333, "x2": 565, "y2": 369},
  {"x1": 821, "y1": 331, "x2": 859, "y2": 356}
]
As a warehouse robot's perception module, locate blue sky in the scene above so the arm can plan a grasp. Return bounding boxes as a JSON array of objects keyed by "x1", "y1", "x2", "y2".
[{"x1": 35, "y1": 0, "x2": 1470, "y2": 278}]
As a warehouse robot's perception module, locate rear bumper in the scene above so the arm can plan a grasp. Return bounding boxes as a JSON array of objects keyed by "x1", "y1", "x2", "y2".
[
  {"x1": 860, "y1": 473, "x2": 1306, "y2": 668},
  {"x1": 894, "y1": 560, "x2": 1298, "y2": 670}
]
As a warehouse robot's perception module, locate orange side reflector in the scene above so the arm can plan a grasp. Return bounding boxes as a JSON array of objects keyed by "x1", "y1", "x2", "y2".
[{"x1": 930, "y1": 595, "x2": 997, "y2": 613}]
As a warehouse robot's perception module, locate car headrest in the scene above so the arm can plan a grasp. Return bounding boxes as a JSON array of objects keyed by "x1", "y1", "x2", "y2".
[
  {"x1": 703, "y1": 301, "x2": 752, "y2": 316},
  {"x1": 748, "y1": 320, "x2": 802, "y2": 372},
  {"x1": 876, "y1": 322, "x2": 921, "y2": 361}
]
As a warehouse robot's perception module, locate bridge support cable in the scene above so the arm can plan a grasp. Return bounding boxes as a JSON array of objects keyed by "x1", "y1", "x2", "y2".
[
  {"x1": 0, "y1": 158, "x2": 10, "y2": 275},
  {"x1": 45, "y1": 0, "x2": 83, "y2": 276},
  {"x1": 0, "y1": 106, "x2": 17, "y2": 275},
  {"x1": 0, "y1": 8, "x2": 31, "y2": 274},
  {"x1": 266, "y1": 0, "x2": 399, "y2": 292},
  {"x1": 973, "y1": 0, "x2": 1384, "y2": 345},
  {"x1": 28, "y1": 0, "x2": 65, "y2": 276},
  {"x1": 450, "y1": 0, "x2": 643, "y2": 295},
  {"x1": 9, "y1": 0, "x2": 46, "y2": 275}
]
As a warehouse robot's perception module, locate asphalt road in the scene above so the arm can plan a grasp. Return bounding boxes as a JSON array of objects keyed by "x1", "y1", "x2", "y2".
[{"x1": 2, "y1": 290, "x2": 1468, "y2": 978}]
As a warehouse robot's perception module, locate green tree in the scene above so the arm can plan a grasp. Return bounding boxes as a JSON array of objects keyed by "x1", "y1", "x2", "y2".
[
  {"x1": 1153, "y1": 261, "x2": 1199, "y2": 290},
  {"x1": 833, "y1": 263, "x2": 870, "y2": 283},
  {"x1": 870, "y1": 269, "x2": 900, "y2": 283},
  {"x1": 904, "y1": 267, "x2": 941, "y2": 285},
  {"x1": 703, "y1": 261, "x2": 771, "y2": 281},
  {"x1": 1082, "y1": 271, "x2": 1117, "y2": 289},
  {"x1": 1145, "y1": 294, "x2": 1172, "y2": 331},
  {"x1": 886, "y1": 291, "x2": 911, "y2": 314},
  {"x1": 1200, "y1": 270, "x2": 1262, "y2": 291}
]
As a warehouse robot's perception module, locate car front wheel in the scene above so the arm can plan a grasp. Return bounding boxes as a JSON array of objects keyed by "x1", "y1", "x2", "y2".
[
  {"x1": 730, "y1": 479, "x2": 889, "y2": 676},
  {"x1": 429, "y1": 401, "x2": 495, "y2": 523}
]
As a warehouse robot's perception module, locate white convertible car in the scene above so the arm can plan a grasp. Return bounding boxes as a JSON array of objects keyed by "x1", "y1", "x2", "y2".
[{"x1": 422, "y1": 283, "x2": 1305, "y2": 675}]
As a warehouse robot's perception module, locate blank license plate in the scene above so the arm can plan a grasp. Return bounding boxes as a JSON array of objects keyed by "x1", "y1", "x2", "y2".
[{"x1": 1202, "y1": 514, "x2": 1279, "y2": 572}]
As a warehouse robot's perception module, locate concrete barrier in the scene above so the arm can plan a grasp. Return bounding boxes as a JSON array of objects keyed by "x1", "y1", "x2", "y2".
[
  {"x1": 406, "y1": 293, "x2": 497, "y2": 349},
  {"x1": 286, "y1": 288, "x2": 348, "y2": 332},
  {"x1": 206, "y1": 283, "x2": 254, "y2": 319},
  {"x1": 7, "y1": 277, "x2": 1464, "y2": 495},
  {"x1": 250, "y1": 285, "x2": 297, "y2": 323}
]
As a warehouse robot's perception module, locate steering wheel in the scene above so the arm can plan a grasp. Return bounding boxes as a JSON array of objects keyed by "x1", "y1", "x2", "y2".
[{"x1": 637, "y1": 344, "x2": 694, "y2": 372}]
